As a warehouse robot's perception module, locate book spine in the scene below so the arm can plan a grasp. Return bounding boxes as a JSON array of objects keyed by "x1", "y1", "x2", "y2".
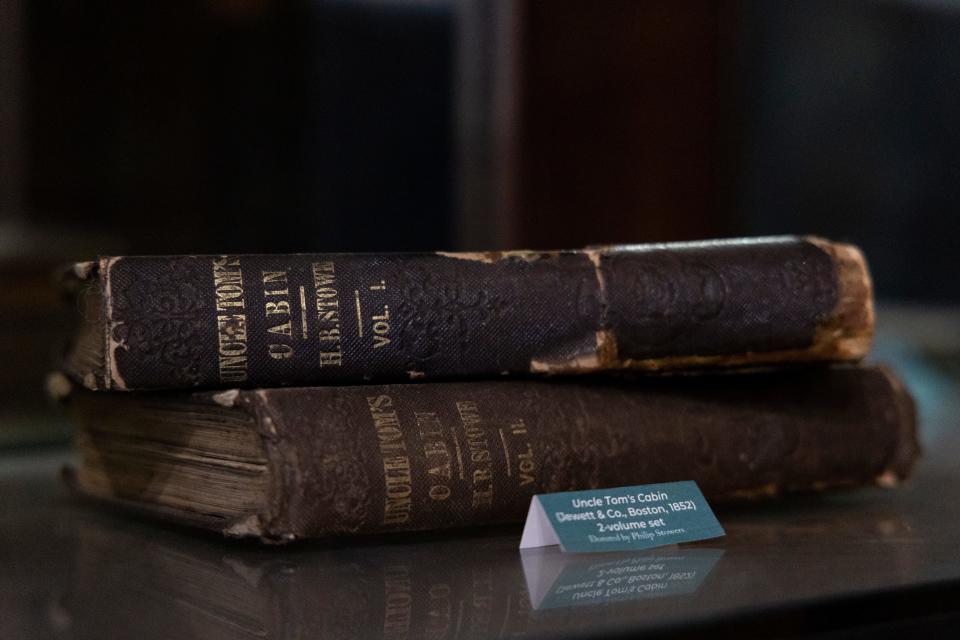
[
  {"x1": 94, "y1": 236, "x2": 872, "y2": 390},
  {"x1": 237, "y1": 366, "x2": 915, "y2": 541}
]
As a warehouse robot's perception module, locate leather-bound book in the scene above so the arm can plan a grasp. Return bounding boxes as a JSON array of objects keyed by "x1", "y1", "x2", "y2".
[
  {"x1": 67, "y1": 365, "x2": 917, "y2": 542},
  {"x1": 62, "y1": 236, "x2": 873, "y2": 391}
]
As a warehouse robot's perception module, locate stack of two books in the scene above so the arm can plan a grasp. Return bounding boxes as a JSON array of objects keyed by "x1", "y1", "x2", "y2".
[{"x1": 58, "y1": 237, "x2": 919, "y2": 542}]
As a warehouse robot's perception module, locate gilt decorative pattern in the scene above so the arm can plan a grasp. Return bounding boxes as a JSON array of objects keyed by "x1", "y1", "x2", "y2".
[{"x1": 108, "y1": 258, "x2": 210, "y2": 387}]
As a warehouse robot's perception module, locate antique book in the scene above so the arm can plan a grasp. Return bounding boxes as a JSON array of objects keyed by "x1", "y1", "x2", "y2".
[
  {"x1": 67, "y1": 365, "x2": 917, "y2": 542},
  {"x1": 62, "y1": 236, "x2": 873, "y2": 391}
]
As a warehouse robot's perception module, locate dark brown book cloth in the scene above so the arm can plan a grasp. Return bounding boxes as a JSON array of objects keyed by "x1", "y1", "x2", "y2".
[
  {"x1": 62, "y1": 236, "x2": 873, "y2": 391},
  {"x1": 69, "y1": 365, "x2": 918, "y2": 542}
]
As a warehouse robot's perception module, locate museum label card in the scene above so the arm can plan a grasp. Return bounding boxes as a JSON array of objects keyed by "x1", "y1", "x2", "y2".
[{"x1": 519, "y1": 481, "x2": 725, "y2": 553}]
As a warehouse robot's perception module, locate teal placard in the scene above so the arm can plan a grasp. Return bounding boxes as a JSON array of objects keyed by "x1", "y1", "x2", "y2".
[{"x1": 519, "y1": 481, "x2": 724, "y2": 553}]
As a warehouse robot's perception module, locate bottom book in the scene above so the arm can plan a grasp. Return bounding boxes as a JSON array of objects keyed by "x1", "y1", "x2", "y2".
[{"x1": 67, "y1": 365, "x2": 919, "y2": 542}]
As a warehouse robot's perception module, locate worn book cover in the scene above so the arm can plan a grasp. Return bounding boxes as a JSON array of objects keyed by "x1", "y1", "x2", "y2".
[
  {"x1": 67, "y1": 365, "x2": 917, "y2": 542},
  {"x1": 61, "y1": 236, "x2": 873, "y2": 391}
]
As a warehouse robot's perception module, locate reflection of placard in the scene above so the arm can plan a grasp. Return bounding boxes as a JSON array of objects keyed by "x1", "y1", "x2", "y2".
[
  {"x1": 521, "y1": 547, "x2": 724, "y2": 610},
  {"x1": 519, "y1": 481, "x2": 724, "y2": 553}
]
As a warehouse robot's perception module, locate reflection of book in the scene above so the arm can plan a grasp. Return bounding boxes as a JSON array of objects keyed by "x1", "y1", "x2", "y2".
[
  {"x1": 64, "y1": 514, "x2": 720, "y2": 640},
  {"x1": 65, "y1": 515, "x2": 539, "y2": 640},
  {"x1": 62, "y1": 514, "x2": 722, "y2": 639},
  {"x1": 62, "y1": 237, "x2": 872, "y2": 390},
  {"x1": 68, "y1": 365, "x2": 917, "y2": 541},
  {"x1": 54, "y1": 468, "x2": 931, "y2": 640}
]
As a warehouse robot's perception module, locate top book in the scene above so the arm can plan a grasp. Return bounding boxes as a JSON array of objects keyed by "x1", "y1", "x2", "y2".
[{"x1": 61, "y1": 236, "x2": 873, "y2": 391}]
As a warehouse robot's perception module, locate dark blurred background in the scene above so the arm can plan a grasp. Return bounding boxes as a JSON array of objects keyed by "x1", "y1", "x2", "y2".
[{"x1": 2, "y1": 0, "x2": 959, "y2": 444}]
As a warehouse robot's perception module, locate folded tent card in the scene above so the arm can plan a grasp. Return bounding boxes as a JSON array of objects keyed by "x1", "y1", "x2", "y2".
[{"x1": 520, "y1": 482, "x2": 725, "y2": 553}]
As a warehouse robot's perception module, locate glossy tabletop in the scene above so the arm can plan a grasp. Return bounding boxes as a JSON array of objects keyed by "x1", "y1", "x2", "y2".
[{"x1": 3, "y1": 320, "x2": 960, "y2": 639}]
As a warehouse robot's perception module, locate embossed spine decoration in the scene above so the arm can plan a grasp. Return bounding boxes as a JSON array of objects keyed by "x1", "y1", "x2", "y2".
[
  {"x1": 62, "y1": 236, "x2": 874, "y2": 391},
  {"x1": 71, "y1": 366, "x2": 918, "y2": 541}
]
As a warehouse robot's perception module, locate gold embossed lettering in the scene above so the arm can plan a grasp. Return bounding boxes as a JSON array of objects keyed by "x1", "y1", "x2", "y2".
[
  {"x1": 457, "y1": 400, "x2": 494, "y2": 511},
  {"x1": 517, "y1": 442, "x2": 536, "y2": 486},
  {"x1": 312, "y1": 261, "x2": 342, "y2": 366},
  {"x1": 368, "y1": 395, "x2": 412, "y2": 525},
  {"x1": 265, "y1": 301, "x2": 290, "y2": 316},
  {"x1": 416, "y1": 411, "x2": 452, "y2": 502},
  {"x1": 267, "y1": 321, "x2": 292, "y2": 336},
  {"x1": 213, "y1": 257, "x2": 248, "y2": 382},
  {"x1": 319, "y1": 350, "x2": 343, "y2": 367},
  {"x1": 261, "y1": 270, "x2": 294, "y2": 360},
  {"x1": 268, "y1": 343, "x2": 293, "y2": 360}
]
